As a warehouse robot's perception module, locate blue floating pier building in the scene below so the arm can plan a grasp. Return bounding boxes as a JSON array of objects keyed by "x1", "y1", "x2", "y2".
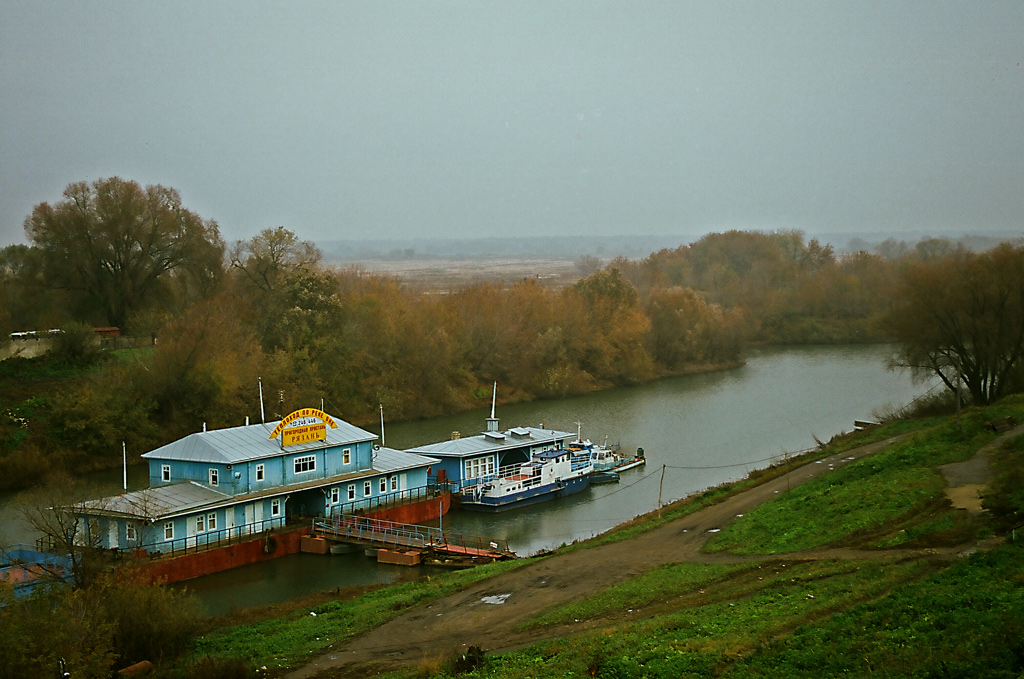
[{"x1": 78, "y1": 408, "x2": 440, "y2": 555}]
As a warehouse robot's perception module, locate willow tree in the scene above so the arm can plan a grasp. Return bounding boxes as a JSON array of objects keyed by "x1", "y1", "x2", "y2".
[
  {"x1": 24, "y1": 177, "x2": 225, "y2": 329},
  {"x1": 885, "y1": 244, "x2": 1024, "y2": 405}
]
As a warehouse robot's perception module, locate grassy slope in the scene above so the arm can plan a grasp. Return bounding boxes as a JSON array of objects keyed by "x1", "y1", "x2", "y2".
[{"x1": 176, "y1": 399, "x2": 1024, "y2": 679}]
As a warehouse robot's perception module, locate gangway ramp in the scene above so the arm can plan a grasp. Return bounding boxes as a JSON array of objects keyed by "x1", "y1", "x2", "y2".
[{"x1": 312, "y1": 514, "x2": 516, "y2": 562}]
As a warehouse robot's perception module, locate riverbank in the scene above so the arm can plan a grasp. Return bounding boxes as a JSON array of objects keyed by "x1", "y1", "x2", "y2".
[{"x1": 184, "y1": 398, "x2": 1024, "y2": 678}]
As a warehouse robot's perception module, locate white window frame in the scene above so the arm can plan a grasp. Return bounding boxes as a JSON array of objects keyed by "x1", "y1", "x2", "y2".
[
  {"x1": 256, "y1": 464, "x2": 264, "y2": 482},
  {"x1": 379, "y1": 477, "x2": 387, "y2": 493},
  {"x1": 271, "y1": 498, "x2": 281, "y2": 516},
  {"x1": 161, "y1": 465, "x2": 170, "y2": 482},
  {"x1": 207, "y1": 513, "x2": 217, "y2": 531},
  {"x1": 163, "y1": 522, "x2": 174, "y2": 541},
  {"x1": 390, "y1": 475, "x2": 398, "y2": 491},
  {"x1": 126, "y1": 523, "x2": 137, "y2": 542},
  {"x1": 363, "y1": 480, "x2": 371, "y2": 497},
  {"x1": 464, "y1": 456, "x2": 495, "y2": 481},
  {"x1": 196, "y1": 515, "x2": 205, "y2": 533},
  {"x1": 331, "y1": 487, "x2": 340, "y2": 504},
  {"x1": 294, "y1": 455, "x2": 316, "y2": 474},
  {"x1": 209, "y1": 468, "x2": 219, "y2": 486},
  {"x1": 343, "y1": 448, "x2": 351, "y2": 465},
  {"x1": 347, "y1": 484, "x2": 355, "y2": 500}
]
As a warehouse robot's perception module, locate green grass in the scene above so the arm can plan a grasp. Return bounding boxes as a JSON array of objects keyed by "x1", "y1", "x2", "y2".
[
  {"x1": 421, "y1": 557, "x2": 941, "y2": 679},
  {"x1": 703, "y1": 404, "x2": 1024, "y2": 555},
  {"x1": 186, "y1": 558, "x2": 529, "y2": 672},
  {"x1": 519, "y1": 562, "x2": 745, "y2": 631},
  {"x1": 734, "y1": 541, "x2": 1024, "y2": 678}
]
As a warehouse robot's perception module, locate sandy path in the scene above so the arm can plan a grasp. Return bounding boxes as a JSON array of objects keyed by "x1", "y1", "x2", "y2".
[{"x1": 288, "y1": 436, "x2": 920, "y2": 678}]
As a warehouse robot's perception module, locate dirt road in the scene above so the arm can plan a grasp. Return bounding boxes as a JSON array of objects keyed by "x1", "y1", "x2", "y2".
[{"x1": 288, "y1": 436, "x2": 928, "y2": 678}]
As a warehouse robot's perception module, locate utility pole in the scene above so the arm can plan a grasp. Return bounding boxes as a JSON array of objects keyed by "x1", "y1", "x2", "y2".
[{"x1": 657, "y1": 464, "x2": 666, "y2": 516}]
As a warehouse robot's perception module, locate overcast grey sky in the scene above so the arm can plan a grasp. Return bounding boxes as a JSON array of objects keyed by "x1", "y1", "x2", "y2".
[{"x1": 1, "y1": 2, "x2": 1021, "y2": 247}]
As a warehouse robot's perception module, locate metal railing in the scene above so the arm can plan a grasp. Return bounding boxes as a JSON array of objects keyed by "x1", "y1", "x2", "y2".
[
  {"x1": 328, "y1": 485, "x2": 443, "y2": 519},
  {"x1": 313, "y1": 514, "x2": 511, "y2": 556},
  {"x1": 141, "y1": 517, "x2": 289, "y2": 559}
]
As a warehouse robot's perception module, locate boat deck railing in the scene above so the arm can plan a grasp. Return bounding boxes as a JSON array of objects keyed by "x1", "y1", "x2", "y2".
[{"x1": 460, "y1": 460, "x2": 544, "y2": 497}]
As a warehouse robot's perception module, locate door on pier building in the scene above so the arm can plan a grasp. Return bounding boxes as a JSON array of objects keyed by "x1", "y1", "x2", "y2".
[{"x1": 254, "y1": 500, "x2": 265, "y2": 531}]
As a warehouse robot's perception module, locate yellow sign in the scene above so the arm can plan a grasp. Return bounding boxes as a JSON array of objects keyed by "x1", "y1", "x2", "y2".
[
  {"x1": 282, "y1": 422, "x2": 327, "y2": 446},
  {"x1": 269, "y1": 408, "x2": 338, "y2": 440}
]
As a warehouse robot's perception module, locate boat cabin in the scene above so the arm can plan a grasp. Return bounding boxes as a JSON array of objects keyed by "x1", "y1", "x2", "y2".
[{"x1": 405, "y1": 410, "x2": 575, "y2": 491}]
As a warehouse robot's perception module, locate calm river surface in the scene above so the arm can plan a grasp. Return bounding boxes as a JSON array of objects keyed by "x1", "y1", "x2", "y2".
[{"x1": 0, "y1": 345, "x2": 937, "y2": 615}]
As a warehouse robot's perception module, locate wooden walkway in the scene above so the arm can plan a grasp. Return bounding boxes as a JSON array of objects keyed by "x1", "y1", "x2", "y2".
[{"x1": 312, "y1": 514, "x2": 515, "y2": 560}]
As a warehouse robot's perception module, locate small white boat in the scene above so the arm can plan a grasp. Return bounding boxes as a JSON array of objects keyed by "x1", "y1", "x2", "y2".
[{"x1": 611, "y1": 447, "x2": 646, "y2": 472}]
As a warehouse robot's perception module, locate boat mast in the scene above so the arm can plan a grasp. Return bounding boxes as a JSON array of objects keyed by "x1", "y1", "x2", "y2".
[{"x1": 486, "y1": 382, "x2": 499, "y2": 432}]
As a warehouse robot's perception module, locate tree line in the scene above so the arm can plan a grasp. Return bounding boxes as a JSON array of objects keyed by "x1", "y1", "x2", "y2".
[{"x1": 1, "y1": 177, "x2": 1022, "y2": 487}]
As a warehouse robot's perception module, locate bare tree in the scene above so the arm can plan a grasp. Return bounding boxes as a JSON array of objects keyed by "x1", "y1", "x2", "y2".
[{"x1": 17, "y1": 476, "x2": 108, "y2": 588}]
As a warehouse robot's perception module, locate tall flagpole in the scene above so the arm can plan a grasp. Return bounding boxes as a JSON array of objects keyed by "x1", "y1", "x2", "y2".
[
  {"x1": 380, "y1": 404, "x2": 385, "y2": 447},
  {"x1": 122, "y1": 441, "x2": 127, "y2": 491},
  {"x1": 259, "y1": 377, "x2": 266, "y2": 424}
]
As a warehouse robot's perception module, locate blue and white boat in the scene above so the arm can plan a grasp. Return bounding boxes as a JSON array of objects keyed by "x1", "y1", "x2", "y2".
[{"x1": 459, "y1": 446, "x2": 594, "y2": 512}]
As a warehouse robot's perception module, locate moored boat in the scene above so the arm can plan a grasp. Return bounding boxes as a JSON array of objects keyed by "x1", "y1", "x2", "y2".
[
  {"x1": 459, "y1": 446, "x2": 594, "y2": 512},
  {"x1": 611, "y1": 446, "x2": 646, "y2": 473}
]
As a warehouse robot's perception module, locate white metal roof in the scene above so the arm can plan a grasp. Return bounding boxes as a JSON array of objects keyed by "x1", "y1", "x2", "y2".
[
  {"x1": 405, "y1": 425, "x2": 574, "y2": 459},
  {"x1": 80, "y1": 481, "x2": 230, "y2": 521},
  {"x1": 140, "y1": 416, "x2": 377, "y2": 465}
]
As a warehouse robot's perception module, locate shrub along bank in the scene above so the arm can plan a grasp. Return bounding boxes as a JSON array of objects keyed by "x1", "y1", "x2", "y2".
[{"x1": 162, "y1": 397, "x2": 1024, "y2": 679}]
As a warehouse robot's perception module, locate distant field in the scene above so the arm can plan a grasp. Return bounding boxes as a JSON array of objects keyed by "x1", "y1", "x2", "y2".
[{"x1": 334, "y1": 257, "x2": 584, "y2": 291}]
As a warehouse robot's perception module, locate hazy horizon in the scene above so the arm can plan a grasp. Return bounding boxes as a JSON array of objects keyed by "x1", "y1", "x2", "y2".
[{"x1": 2, "y1": 2, "x2": 1022, "y2": 248}]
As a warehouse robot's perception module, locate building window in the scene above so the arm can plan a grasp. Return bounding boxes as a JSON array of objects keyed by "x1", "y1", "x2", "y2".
[
  {"x1": 271, "y1": 498, "x2": 281, "y2": 516},
  {"x1": 163, "y1": 522, "x2": 174, "y2": 541},
  {"x1": 162, "y1": 465, "x2": 170, "y2": 482},
  {"x1": 331, "y1": 487, "x2": 339, "y2": 504},
  {"x1": 464, "y1": 456, "x2": 495, "y2": 481},
  {"x1": 208, "y1": 513, "x2": 217, "y2": 531},
  {"x1": 363, "y1": 480, "x2": 371, "y2": 497},
  {"x1": 343, "y1": 448, "x2": 351, "y2": 465},
  {"x1": 126, "y1": 523, "x2": 137, "y2": 542},
  {"x1": 390, "y1": 475, "x2": 398, "y2": 491},
  {"x1": 196, "y1": 515, "x2": 205, "y2": 532},
  {"x1": 379, "y1": 478, "x2": 387, "y2": 493},
  {"x1": 294, "y1": 455, "x2": 316, "y2": 474},
  {"x1": 209, "y1": 468, "x2": 219, "y2": 486},
  {"x1": 256, "y1": 464, "x2": 264, "y2": 482},
  {"x1": 347, "y1": 484, "x2": 355, "y2": 500}
]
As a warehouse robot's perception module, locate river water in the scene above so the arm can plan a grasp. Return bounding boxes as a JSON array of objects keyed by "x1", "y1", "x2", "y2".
[{"x1": 0, "y1": 345, "x2": 937, "y2": 615}]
